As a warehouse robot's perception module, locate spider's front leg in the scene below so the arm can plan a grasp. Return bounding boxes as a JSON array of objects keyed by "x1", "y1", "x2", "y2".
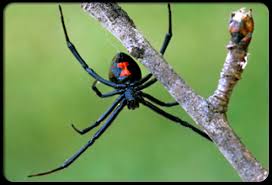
[
  {"x1": 140, "y1": 92, "x2": 178, "y2": 107},
  {"x1": 139, "y1": 98, "x2": 212, "y2": 142},
  {"x1": 28, "y1": 99, "x2": 126, "y2": 177},
  {"x1": 72, "y1": 94, "x2": 125, "y2": 135}
]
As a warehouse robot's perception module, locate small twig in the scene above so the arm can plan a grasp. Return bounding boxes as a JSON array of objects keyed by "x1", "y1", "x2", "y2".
[
  {"x1": 81, "y1": 3, "x2": 268, "y2": 181},
  {"x1": 208, "y1": 8, "x2": 254, "y2": 113}
]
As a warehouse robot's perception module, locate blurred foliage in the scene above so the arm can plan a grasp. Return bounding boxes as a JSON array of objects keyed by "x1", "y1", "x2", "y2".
[{"x1": 4, "y1": 3, "x2": 268, "y2": 182}]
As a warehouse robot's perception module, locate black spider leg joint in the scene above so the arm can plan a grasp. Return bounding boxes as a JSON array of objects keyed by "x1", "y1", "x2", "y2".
[
  {"x1": 71, "y1": 94, "x2": 125, "y2": 135},
  {"x1": 139, "y1": 97, "x2": 212, "y2": 142},
  {"x1": 140, "y1": 92, "x2": 178, "y2": 107},
  {"x1": 141, "y1": 3, "x2": 173, "y2": 86},
  {"x1": 91, "y1": 80, "x2": 124, "y2": 98},
  {"x1": 28, "y1": 4, "x2": 211, "y2": 178},
  {"x1": 58, "y1": 5, "x2": 125, "y2": 89},
  {"x1": 28, "y1": 98, "x2": 127, "y2": 177},
  {"x1": 160, "y1": 3, "x2": 172, "y2": 55}
]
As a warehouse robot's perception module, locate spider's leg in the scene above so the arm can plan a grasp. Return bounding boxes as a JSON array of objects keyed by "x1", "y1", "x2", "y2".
[
  {"x1": 140, "y1": 92, "x2": 178, "y2": 107},
  {"x1": 71, "y1": 94, "x2": 125, "y2": 135},
  {"x1": 138, "y1": 73, "x2": 155, "y2": 86},
  {"x1": 139, "y1": 4, "x2": 172, "y2": 85},
  {"x1": 58, "y1": 5, "x2": 125, "y2": 89},
  {"x1": 133, "y1": 73, "x2": 153, "y2": 86},
  {"x1": 139, "y1": 98, "x2": 212, "y2": 142},
  {"x1": 136, "y1": 78, "x2": 157, "y2": 91},
  {"x1": 160, "y1": 3, "x2": 172, "y2": 55},
  {"x1": 28, "y1": 99, "x2": 126, "y2": 178},
  {"x1": 92, "y1": 80, "x2": 124, "y2": 98}
]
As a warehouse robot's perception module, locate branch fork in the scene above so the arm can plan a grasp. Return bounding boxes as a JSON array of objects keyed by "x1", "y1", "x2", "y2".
[
  {"x1": 208, "y1": 7, "x2": 254, "y2": 113},
  {"x1": 81, "y1": 3, "x2": 268, "y2": 181}
]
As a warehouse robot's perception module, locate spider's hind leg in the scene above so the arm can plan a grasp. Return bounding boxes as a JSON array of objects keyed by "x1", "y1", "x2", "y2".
[
  {"x1": 58, "y1": 5, "x2": 124, "y2": 89},
  {"x1": 91, "y1": 80, "x2": 124, "y2": 98},
  {"x1": 140, "y1": 3, "x2": 173, "y2": 84},
  {"x1": 160, "y1": 3, "x2": 172, "y2": 55}
]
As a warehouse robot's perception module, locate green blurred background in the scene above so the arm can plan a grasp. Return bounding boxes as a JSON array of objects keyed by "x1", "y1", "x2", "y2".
[{"x1": 4, "y1": 3, "x2": 268, "y2": 182}]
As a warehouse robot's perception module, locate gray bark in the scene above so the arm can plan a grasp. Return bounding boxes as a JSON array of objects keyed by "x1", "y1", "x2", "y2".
[{"x1": 81, "y1": 3, "x2": 268, "y2": 182}]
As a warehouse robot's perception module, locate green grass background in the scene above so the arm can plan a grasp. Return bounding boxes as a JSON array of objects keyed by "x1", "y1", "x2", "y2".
[{"x1": 4, "y1": 3, "x2": 268, "y2": 182}]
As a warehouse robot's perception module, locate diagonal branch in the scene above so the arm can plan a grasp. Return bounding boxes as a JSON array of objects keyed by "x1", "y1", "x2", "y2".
[{"x1": 81, "y1": 3, "x2": 268, "y2": 181}]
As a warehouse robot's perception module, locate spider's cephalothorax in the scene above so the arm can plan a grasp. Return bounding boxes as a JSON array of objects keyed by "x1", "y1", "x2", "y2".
[
  {"x1": 28, "y1": 4, "x2": 212, "y2": 178},
  {"x1": 124, "y1": 87, "x2": 140, "y2": 110}
]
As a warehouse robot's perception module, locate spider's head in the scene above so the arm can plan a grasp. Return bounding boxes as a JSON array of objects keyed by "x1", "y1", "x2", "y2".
[
  {"x1": 124, "y1": 88, "x2": 140, "y2": 110},
  {"x1": 109, "y1": 52, "x2": 142, "y2": 84}
]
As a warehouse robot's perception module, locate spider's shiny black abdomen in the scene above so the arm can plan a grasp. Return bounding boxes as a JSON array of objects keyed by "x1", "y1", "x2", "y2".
[{"x1": 109, "y1": 52, "x2": 142, "y2": 84}]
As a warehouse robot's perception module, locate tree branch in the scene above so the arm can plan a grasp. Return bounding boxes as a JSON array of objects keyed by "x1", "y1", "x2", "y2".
[
  {"x1": 208, "y1": 8, "x2": 254, "y2": 113},
  {"x1": 81, "y1": 3, "x2": 268, "y2": 181}
]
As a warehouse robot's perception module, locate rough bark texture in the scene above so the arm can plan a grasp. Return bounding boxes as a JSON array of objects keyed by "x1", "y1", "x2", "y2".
[
  {"x1": 207, "y1": 48, "x2": 247, "y2": 112},
  {"x1": 81, "y1": 3, "x2": 268, "y2": 181},
  {"x1": 208, "y1": 8, "x2": 255, "y2": 113}
]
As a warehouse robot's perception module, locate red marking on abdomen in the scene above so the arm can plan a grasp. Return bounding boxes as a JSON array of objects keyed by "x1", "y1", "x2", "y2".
[{"x1": 117, "y1": 62, "x2": 131, "y2": 77}]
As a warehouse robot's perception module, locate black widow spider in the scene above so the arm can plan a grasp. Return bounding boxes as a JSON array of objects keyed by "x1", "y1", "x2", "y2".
[{"x1": 28, "y1": 4, "x2": 212, "y2": 178}]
